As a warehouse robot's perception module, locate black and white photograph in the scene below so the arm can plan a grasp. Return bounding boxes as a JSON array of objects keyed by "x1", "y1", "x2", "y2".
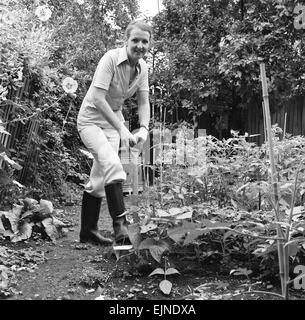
[{"x1": 1, "y1": 0, "x2": 305, "y2": 307}]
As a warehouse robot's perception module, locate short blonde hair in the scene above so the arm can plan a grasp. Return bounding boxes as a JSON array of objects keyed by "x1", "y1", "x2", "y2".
[{"x1": 125, "y1": 20, "x2": 153, "y2": 41}]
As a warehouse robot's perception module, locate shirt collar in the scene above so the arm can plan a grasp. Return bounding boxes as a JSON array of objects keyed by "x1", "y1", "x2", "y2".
[
  {"x1": 117, "y1": 46, "x2": 129, "y2": 66},
  {"x1": 117, "y1": 46, "x2": 141, "y2": 72}
]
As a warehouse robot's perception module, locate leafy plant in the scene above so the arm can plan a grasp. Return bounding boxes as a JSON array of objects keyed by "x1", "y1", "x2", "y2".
[
  {"x1": 0, "y1": 198, "x2": 72, "y2": 243},
  {"x1": 128, "y1": 113, "x2": 305, "y2": 299},
  {"x1": 148, "y1": 257, "x2": 180, "y2": 295}
]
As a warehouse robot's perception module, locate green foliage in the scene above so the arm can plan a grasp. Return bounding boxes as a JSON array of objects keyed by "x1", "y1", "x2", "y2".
[
  {"x1": 131, "y1": 125, "x2": 305, "y2": 284},
  {"x1": 0, "y1": 198, "x2": 71, "y2": 243},
  {"x1": 151, "y1": 0, "x2": 305, "y2": 130},
  {"x1": 0, "y1": 0, "x2": 139, "y2": 201},
  {"x1": 47, "y1": 0, "x2": 139, "y2": 73}
]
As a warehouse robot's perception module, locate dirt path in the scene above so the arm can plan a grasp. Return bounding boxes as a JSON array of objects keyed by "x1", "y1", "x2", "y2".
[
  {"x1": 5, "y1": 203, "x2": 113, "y2": 300},
  {"x1": 3, "y1": 202, "x2": 196, "y2": 300}
]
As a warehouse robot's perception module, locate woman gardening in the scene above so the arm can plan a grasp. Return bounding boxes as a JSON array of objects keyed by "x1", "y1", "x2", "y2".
[{"x1": 77, "y1": 20, "x2": 152, "y2": 248}]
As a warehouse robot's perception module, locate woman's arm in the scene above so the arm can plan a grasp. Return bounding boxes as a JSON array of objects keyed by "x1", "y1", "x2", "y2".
[
  {"x1": 137, "y1": 90, "x2": 150, "y2": 129},
  {"x1": 134, "y1": 90, "x2": 150, "y2": 144}
]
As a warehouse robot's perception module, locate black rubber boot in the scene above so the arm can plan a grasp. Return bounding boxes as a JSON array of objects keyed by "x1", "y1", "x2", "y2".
[
  {"x1": 80, "y1": 191, "x2": 113, "y2": 245},
  {"x1": 104, "y1": 182, "x2": 132, "y2": 246}
]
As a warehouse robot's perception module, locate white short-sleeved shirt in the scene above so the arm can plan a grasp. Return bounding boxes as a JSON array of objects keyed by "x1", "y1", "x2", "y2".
[{"x1": 77, "y1": 46, "x2": 149, "y2": 131}]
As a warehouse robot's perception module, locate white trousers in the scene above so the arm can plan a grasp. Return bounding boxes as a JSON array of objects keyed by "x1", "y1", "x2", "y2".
[{"x1": 79, "y1": 125, "x2": 126, "y2": 198}]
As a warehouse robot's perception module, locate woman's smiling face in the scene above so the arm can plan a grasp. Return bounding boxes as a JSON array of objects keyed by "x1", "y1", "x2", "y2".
[{"x1": 126, "y1": 27, "x2": 150, "y2": 65}]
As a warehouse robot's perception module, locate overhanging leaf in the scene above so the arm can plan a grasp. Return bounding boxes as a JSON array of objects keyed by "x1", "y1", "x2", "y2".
[
  {"x1": 140, "y1": 223, "x2": 158, "y2": 234},
  {"x1": 138, "y1": 238, "x2": 158, "y2": 249},
  {"x1": 167, "y1": 221, "x2": 200, "y2": 243},
  {"x1": 156, "y1": 209, "x2": 172, "y2": 217},
  {"x1": 11, "y1": 221, "x2": 34, "y2": 243},
  {"x1": 149, "y1": 245, "x2": 168, "y2": 263},
  {"x1": 165, "y1": 268, "x2": 180, "y2": 276},
  {"x1": 41, "y1": 217, "x2": 58, "y2": 241},
  {"x1": 175, "y1": 211, "x2": 193, "y2": 220},
  {"x1": 168, "y1": 207, "x2": 183, "y2": 215},
  {"x1": 39, "y1": 199, "x2": 54, "y2": 214},
  {"x1": 184, "y1": 229, "x2": 210, "y2": 245},
  {"x1": 159, "y1": 279, "x2": 172, "y2": 295},
  {"x1": 285, "y1": 206, "x2": 305, "y2": 216},
  {"x1": 149, "y1": 268, "x2": 165, "y2": 277},
  {"x1": 223, "y1": 230, "x2": 236, "y2": 242},
  {"x1": 3, "y1": 205, "x2": 23, "y2": 233},
  {"x1": 22, "y1": 198, "x2": 39, "y2": 211},
  {"x1": 182, "y1": 221, "x2": 200, "y2": 229},
  {"x1": 253, "y1": 242, "x2": 277, "y2": 256},
  {"x1": 167, "y1": 227, "x2": 187, "y2": 243},
  {"x1": 138, "y1": 238, "x2": 170, "y2": 262}
]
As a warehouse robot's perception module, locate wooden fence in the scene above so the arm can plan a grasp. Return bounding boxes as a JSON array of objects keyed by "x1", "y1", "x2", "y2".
[
  {"x1": 246, "y1": 95, "x2": 305, "y2": 145},
  {"x1": 0, "y1": 77, "x2": 30, "y2": 151},
  {"x1": 0, "y1": 77, "x2": 41, "y2": 183}
]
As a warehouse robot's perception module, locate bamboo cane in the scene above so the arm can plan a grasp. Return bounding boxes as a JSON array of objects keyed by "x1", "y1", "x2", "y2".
[
  {"x1": 262, "y1": 102, "x2": 267, "y2": 143},
  {"x1": 159, "y1": 105, "x2": 163, "y2": 206},
  {"x1": 260, "y1": 63, "x2": 287, "y2": 298},
  {"x1": 151, "y1": 85, "x2": 155, "y2": 189},
  {"x1": 283, "y1": 112, "x2": 287, "y2": 140}
]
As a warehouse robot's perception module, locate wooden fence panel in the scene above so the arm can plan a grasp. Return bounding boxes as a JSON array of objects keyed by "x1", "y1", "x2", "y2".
[
  {"x1": 246, "y1": 96, "x2": 305, "y2": 144},
  {"x1": 0, "y1": 77, "x2": 31, "y2": 169}
]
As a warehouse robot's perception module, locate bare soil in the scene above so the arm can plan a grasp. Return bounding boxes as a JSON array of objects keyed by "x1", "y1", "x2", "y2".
[{"x1": 1, "y1": 197, "x2": 305, "y2": 301}]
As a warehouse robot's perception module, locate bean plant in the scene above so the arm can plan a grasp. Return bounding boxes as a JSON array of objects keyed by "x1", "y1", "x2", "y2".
[{"x1": 129, "y1": 122, "x2": 305, "y2": 298}]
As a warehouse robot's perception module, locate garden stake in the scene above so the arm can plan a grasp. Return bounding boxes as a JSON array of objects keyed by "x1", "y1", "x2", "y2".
[
  {"x1": 283, "y1": 112, "x2": 287, "y2": 140},
  {"x1": 160, "y1": 113, "x2": 162, "y2": 206},
  {"x1": 262, "y1": 102, "x2": 267, "y2": 143},
  {"x1": 260, "y1": 63, "x2": 287, "y2": 299}
]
